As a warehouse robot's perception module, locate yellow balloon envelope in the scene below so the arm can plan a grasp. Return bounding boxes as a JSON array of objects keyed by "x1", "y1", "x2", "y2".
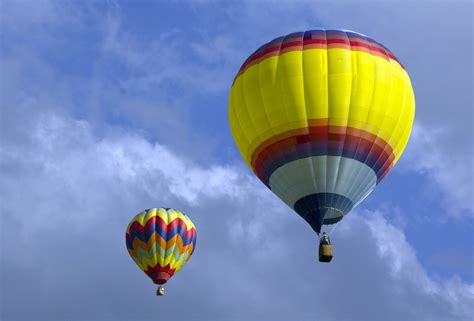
[{"x1": 228, "y1": 29, "x2": 415, "y2": 233}]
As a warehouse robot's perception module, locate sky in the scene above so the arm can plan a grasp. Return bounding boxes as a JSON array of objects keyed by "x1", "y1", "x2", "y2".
[{"x1": 0, "y1": 0, "x2": 473, "y2": 320}]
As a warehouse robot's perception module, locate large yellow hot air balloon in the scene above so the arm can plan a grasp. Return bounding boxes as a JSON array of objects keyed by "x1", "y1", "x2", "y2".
[{"x1": 228, "y1": 29, "x2": 415, "y2": 261}]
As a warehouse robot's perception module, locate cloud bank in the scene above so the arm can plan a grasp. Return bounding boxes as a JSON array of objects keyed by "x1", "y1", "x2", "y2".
[
  {"x1": 1, "y1": 1, "x2": 473, "y2": 320},
  {"x1": 1, "y1": 112, "x2": 473, "y2": 321}
]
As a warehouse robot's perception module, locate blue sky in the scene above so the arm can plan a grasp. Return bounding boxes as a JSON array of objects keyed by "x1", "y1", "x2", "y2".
[{"x1": 1, "y1": 1, "x2": 473, "y2": 320}]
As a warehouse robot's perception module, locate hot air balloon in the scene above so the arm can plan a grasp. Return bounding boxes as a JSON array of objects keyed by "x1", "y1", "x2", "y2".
[
  {"x1": 228, "y1": 29, "x2": 415, "y2": 262},
  {"x1": 126, "y1": 208, "x2": 197, "y2": 295}
]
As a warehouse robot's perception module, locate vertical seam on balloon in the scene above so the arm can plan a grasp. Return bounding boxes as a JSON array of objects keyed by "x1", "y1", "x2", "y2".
[
  {"x1": 139, "y1": 213, "x2": 146, "y2": 270},
  {"x1": 238, "y1": 66, "x2": 259, "y2": 164},
  {"x1": 170, "y1": 210, "x2": 180, "y2": 271},
  {"x1": 379, "y1": 67, "x2": 412, "y2": 177},
  {"x1": 351, "y1": 44, "x2": 395, "y2": 202},
  {"x1": 167, "y1": 210, "x2": 176, "y2": 272},
  {"x1": 368, "y1": 60, "x2": 405, "y2": 183},
  {"x1": 342, "y1": 39, "x2": 377, "y2": 212},
  {"x1": 141, "y1": 211, "x2": 148, "y2": 269},
  {"x1": 322, "y1": 28, "x2": 330, "y2": 226},
  {"x1": 136, "y1": 211, "x2": 144, "y2": 270},
  {"x1": 231, "y1": 92, "x2": 252, "y2": 166},
  {"x1": 235, "y1": 78, "x2": 253, "y2": 163},
  {"x1": 174, "y1": 212, "x2": 185, "y2": 272},
  {"x1": 394, "y1": 71, "x2": 415, "y2": 158},
  {"x1": 270, "y1": 35, "x2": 301, "y2": 210},
  {"x1": 161, "y1": 208, "x2": 168, "y2": 269},
  {"x1": 189, "y1": 222, "x2": 197, "y2": 257},
  {"x1": 249, "y1": 45, "x2": 273, "y2": 166},
  {"x1": 326, "y1": 30, "x2": 341, "y2": 218},
  {"x1": 168, "y1": 211, "x2": 177, "y2": 271},
  {"x1": 393, "y1": 90, "x2": 414, "y2": 163},
  {"x1": 325, "y1": 63, "x2": 337, "y2": 219},
  {"x1": 233, "y1": 60, "x2": 259, "y2": 165},
  {"x1": 149, "y1": 210, "x2": 158, "y2": 274},
  {"x1": 277, "y1": 33, "x2": 297, "y2": 195},
  {"x1": 325, "y1": 30, "x2": 346, "y2": 223},
  {"x1": 331, "y1": 30, "x2": 353, "y2": 218},
  {"x1": 343, "y1": 35, "x2": 378, "y2": 208},
  {"x1": 246, "y1": 64, "x2": 269, "y2": 162},
  {"x1": 357, "y1": 46, "x2": 406, "y2": 192},
  {"x1": 301, "y1": 30, "x2": 319, "y2": 220},
  {"x1": 150, "y1": 209, "x2": 157, "y2": 269},
  {"x1": 229, "y1": 91, "x2": 248, "y2": 165},
  {"x1": 255, "y1": 38, "x2": 285, "y2": 195},
  {"x1": 228, "y1": 92, "x2": 241, "y2": 161},
  {"x1": 312, "y1": 30, "x2": 326, "y2": 220},
  {"x1": 338, "y1": 33, "x2": 361, "y2": 214},
  {"x1": 362, "y1": 52, "x2": 406, "y2": 184}
]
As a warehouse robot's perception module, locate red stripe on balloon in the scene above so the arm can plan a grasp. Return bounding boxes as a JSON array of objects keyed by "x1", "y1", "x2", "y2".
[
  {"x1": 251, "y1": 124, "x2": 395, "y2": 184},
  {"x1": 234, "y1": 34, "x2": 403, "y2": 81}
]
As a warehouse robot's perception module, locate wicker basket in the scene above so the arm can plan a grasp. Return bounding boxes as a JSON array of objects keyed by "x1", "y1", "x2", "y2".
[{"x1": 319, "y1": 244, "x2": 333, "y2": 262}]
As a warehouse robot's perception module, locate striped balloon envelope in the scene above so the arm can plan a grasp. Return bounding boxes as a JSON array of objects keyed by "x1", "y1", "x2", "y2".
[
  {"x1": 126, "y1": 208, "x2": 197, "y2": 288},
  {"x1": 228, "y1": 29, "x2": 415, "y2": 234}
]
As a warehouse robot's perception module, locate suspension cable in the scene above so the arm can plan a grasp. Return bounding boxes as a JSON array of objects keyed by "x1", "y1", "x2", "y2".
[{"x1": 328, "y1": 221, "x2": 340, "y2": 236}]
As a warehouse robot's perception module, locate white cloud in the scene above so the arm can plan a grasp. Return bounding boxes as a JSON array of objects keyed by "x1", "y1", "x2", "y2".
[
  {"x1": 325, "y1": 211, "x2": 474, "y2": 321},
  {"x1": 0, "y1": 110, "x2": 268, "y2": 225},
  {"x1": 402, "y1": 123, "x2": 474, "y2": 217},
  {"x1": 1, "y1": 111, "x2": 473, "y2": 321}
]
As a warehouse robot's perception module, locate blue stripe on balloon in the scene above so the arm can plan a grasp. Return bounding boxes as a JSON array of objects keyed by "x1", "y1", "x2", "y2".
[
  {"x1": 127, "y1": 227, "x2": 195, "y2": 248},
  {"x1": 259, "y1": 142, "x2": 386, "y2": 186}
]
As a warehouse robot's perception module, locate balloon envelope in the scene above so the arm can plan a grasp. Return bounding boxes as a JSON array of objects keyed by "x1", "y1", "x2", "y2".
[
  {"x1": 126, "y1": 208, "x2": 197, "y2": 285},
  {"x1": 228, "y1": 29, "x2": 415, "y2": 233}
]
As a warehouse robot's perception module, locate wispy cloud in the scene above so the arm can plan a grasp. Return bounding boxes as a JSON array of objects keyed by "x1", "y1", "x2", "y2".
[{"x1": 402, "y1": 123, "x2": 474, "y2": 217}]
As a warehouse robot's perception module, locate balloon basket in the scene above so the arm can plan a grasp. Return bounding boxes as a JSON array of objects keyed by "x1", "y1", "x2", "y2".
[
  {"x1": 319, "y1": 244, "x2": 333, "y2": 263},
  {"x1": 156, "y1": 286, "x2": 165, "y2": 296}
]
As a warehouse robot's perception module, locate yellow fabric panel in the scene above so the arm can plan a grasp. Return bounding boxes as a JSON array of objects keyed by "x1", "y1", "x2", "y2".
[
  {"x1": 277, "y1": 51, "x2": 308, "y2": 130},
  {"x1": 245, "y1": 51, "x2": 309, "y2": 159},
  {"x1": 302, "y1": 49, "x2": 328, "y2": 120},
  {"x1": 327, "y1": 48, "x2": 352, "y2": 126},
  {"x1": 230, "y1": 52, "x2": 309, "y2": 165},
  {"x1": 346, "y1": 50, "x2": 374, "y2": 130},
  {"x1": 242, "y1": 58, "x2": 275, "y2": 158},
  {"x1": 255, "y1": 56, "x2": 282, "y2": 127},
  {"x1": 361, "y1": 56, "x2": 389, "y2": 141},
  {"x1": 249, "y1": 55, "x2": 287, "y2": 158},
  {"x1": 229, "y1": 46, "x2": 415, "y2": 168},
  {"x1": 229, "y1": 76, "x2": 255, "y2": 165},
  {"x1": 228, "y1": 92, "x2": 251, "y2": 165},
  {"x1": 393, "y1": 70, "x2": 416, "y2": 162}
]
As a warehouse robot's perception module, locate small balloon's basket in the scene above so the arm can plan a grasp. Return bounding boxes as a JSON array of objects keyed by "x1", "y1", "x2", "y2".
[
  {"x1": 319, "y1": 244, "x2": 333, "y2": 263},
  {"x1": 156, "y1": 286, "x2": 165, "y2": 296}
]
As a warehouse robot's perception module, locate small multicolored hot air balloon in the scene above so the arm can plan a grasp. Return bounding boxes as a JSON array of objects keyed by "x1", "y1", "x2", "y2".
[
  {"x1": 228, "y1": 29, "x2": 415, "y2": 261},
  {"x1": 126, "y1": 208, "x2": 197, "y2": 295}
]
